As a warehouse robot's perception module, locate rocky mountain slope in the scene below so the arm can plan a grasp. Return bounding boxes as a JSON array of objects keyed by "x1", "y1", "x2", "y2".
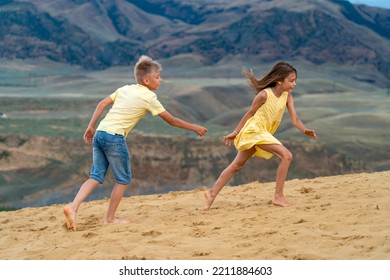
[{"x1": 1, "y1": 0, "x2": 389, "y2": 80}]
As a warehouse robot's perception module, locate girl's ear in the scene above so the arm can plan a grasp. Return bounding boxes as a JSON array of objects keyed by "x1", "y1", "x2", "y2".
[{"x1": 277, "y1": 81, "x2": 282, "y2": 85}]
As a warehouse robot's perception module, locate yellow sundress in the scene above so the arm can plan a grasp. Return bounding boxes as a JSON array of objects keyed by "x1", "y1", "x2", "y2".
[{"x1": 234, "y1": 87, "x2": 288, "y2": 159}]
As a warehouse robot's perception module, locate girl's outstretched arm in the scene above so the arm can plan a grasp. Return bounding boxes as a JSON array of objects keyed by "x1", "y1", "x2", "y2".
[{"x1": 286, "y1": 92, "x2": 317, "y2": 139}]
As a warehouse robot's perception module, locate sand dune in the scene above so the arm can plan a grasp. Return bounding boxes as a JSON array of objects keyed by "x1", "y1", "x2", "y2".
[{"x1": 0, "y1": 171, "x2": 389, "y2": 260}]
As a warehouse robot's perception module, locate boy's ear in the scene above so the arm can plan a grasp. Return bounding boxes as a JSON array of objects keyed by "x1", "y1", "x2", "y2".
[{"x1": 142, "y1": 77, "x2": 149, "y2": 85}]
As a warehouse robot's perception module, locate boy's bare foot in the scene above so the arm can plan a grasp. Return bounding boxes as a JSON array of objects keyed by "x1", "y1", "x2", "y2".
[
  {"x1": 63, "y1": 205, "x2": 77, "y2": 231},
  {"x1": 103, "y1": 218, "x2": 130, "y2": 225},
  {"x1": 271, "y1": 196, "x2": 290, "y2": 207},
  {"x1": 203, "y1": 189, "x2": 215, "y2": 211}
]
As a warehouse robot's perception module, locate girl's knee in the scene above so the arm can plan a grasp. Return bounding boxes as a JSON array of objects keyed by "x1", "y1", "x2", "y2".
[
  {"x1": 230, "y1": 161, "x2": 246, "y2": 172},
  {"x1": 282, "y1": 150, "x2": 293, "y2": 162},
  {"x1": 227, "y1": 150, "x2": 252, "y2": 173}
]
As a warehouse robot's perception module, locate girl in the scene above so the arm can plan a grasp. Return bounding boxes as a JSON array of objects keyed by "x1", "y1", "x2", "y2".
[{"x1": 204, "y1": 62, "x2": 317, "y2": 210}]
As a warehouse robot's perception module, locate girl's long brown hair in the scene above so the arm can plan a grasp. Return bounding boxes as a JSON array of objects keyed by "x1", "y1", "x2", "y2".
[{"x1": 243, "y1": 62, "x2": 297, "y2": 94}]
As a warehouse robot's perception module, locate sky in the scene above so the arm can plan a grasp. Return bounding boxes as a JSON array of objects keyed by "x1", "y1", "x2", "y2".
[{"x1": 348, "y1": 0, "x2": 390, "y2": 9}]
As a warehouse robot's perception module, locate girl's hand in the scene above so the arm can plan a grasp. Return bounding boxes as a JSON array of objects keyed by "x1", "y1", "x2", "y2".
[
  {"x1": 304, "y1": 129, "x2": 317, "y2": 139},
  {"x1": 223, "y1": 131, "x2": 238, "y2": 146}
]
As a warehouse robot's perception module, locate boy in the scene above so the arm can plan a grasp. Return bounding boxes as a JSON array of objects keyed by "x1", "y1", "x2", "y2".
[{"x1": 64, "y1": 55, "x2": 207, "y2": 231}]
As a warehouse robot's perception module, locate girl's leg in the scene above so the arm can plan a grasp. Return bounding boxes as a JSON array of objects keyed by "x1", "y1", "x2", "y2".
[
  {"x1": 64, "y1": 178, "x2": 100, "y2": 230},
  {"x1": 259, "y1": 144, "x2": 292, "y2": 207},
  {"x1": 204, "y1": 147, "x2": 255, "y2": 210},
  {"x1": 104, "y1": 183, "x2": 129, "y2": 224}
]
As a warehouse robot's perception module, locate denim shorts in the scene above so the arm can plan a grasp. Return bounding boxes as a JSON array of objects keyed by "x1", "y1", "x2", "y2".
[{"x1": 89, "y1": 131, "x2": 132, "y2": 184}]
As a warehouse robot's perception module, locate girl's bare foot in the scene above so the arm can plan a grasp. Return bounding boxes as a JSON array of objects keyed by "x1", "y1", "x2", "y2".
[
  {"x1": 271, "y1": 196, "x2": 290, "y2": 207},
  {"x1": 63, "y1": 205, "x2": 77, "y2": 231},
  {"x1": 203, "y1": 189, "x2": 215, "y2": 211}
]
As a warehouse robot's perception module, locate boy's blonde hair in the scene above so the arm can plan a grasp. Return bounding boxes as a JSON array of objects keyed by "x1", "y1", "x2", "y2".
[{"x1": 134, "y1": 55, "x2": 162, "y2": 83}]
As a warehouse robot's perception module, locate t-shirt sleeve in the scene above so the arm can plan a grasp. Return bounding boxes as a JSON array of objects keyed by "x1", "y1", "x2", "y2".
[
  {"x1": 109, "y1": 90, "x2": 118, "y2": 101},
  {"x1": 148, "y1": 97, "x2": 166, "y2": 116}
]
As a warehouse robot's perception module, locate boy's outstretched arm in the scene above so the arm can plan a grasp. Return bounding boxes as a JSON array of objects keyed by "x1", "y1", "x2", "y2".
[
  {"x1": 84, "y1": 96, "x2": 113, "y2": 144},
  {"x1": 159, "y1": 111, "x2": 207, "y2": 137}
]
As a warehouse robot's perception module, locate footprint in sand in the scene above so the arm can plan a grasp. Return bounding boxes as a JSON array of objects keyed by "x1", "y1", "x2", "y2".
[
  {"x1": 293, "y1": 219, "x2": 308, "y2": 224},
  {"x1": 141, "y1": 230, "x2": 162, "y2": 237},
  {"x1": 121, "y1": 255, "x2": 146, "y2": 260},
  {"x1": 82, "y1": 232, "x2": 98, "y2": 238},
  {"x1": 320, "y1": 203, "x2": 332, "y2": 210},
  {"x1": 38, "y1": 226, "x2": 48, "y2": 231},
  {"x1": 236, "y1": 242, "x2": 252, "y2": 248},
  {"x1": 300, "y1": 187, "x2": 314, "y2": 194},
  {"x1": 191, "y1": 221, "x2": 210, "y2": 226},
  {"x1": 192, "y1": 251, "x2": 210, "y2": 257},
  {"x1": 191, "y1": 228, "x2": 206, "y2": 237}
]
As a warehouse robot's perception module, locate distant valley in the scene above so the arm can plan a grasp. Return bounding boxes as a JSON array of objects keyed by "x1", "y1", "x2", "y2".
[{"x1": 0, "y1": 57, "x2": 389, "y2": 209}]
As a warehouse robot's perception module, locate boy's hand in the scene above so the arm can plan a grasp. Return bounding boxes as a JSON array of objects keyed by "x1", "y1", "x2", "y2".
[
  {"x1": 304, "y1": 129, "x2": 317, "y2": 139},
  {"x1": 195, "y1": 126, "x2": 208, "y2": 137},
  {"x1": 83, "y1": 127, "x2": 95, "y2": 144}
]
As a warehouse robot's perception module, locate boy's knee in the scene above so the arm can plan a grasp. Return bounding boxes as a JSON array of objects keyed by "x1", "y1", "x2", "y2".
[{"x1": 116, "y1": 176, "x2": 131, "y2": 185}]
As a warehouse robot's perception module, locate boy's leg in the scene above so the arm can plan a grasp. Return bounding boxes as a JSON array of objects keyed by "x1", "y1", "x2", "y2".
[
  {"x1": 104, "y1": 183, "x2": 129, "y2": 224},
  {"x1": 64, "y1": 131, "x2": 108, "y2": 230},
  {"x1": 103, "y1": 134, "x2": 131, "y2": 224},
  {"x1": 70, "y1": 178, "x2": 101, "y2": 211},
  {"x1": 204, "y1": 147, "x2": 255, "y2": 210},
  {"x1": 64, "y1": 178, "x2": 100, "y2": 230},
  {"x1": 259, "y1": 144, "x2": 292, "y2": 207}
]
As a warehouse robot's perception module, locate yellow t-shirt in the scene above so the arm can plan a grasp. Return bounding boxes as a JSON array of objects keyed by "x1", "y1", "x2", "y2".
[{"x1": 97, "y1": 84, "x2": 166, "y2": 137}]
